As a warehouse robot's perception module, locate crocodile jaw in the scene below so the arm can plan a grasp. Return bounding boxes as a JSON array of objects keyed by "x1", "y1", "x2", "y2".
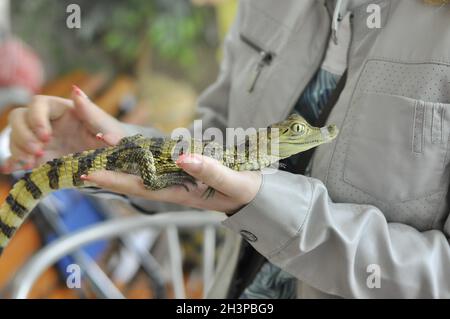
[{"x1": 276, "y1": 124, "x2": 339, "y2": 159}]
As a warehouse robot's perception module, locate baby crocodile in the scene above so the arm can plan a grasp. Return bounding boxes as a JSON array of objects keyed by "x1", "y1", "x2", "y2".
[{"x1": 0, "y1": 114, "x2": 338, "y2": 255}]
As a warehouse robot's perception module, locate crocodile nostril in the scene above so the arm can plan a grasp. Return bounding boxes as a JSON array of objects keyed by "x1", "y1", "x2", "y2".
[{"x1": 328, "y1": 125, "x2": 337, "y2": 135}]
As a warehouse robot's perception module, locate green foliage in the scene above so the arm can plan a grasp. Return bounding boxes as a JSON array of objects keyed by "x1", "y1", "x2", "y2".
[
  {"x1": 10, "y1": 0, "x2": 218, "y2": 82},
  {"x1": 99, "y1": 0, "x2": 210, "y2": 71}
]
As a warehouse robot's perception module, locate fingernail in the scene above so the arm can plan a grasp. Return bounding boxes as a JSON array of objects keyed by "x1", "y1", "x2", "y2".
[
  {"x1": 35, "y1": 126, "x2": 50, "y2": 142},
  {"x1": 72, "y1": 85, "x2": 89, "y2": 99},
  {"x1": 96, "y1": 133, "x2": 104, "y2": 141},
  {"x1": 80, "y1": 174, "x2": 89, "y2": 181},
  {"x1": 28, "y1": 142, "x2": 41, "y2": 154},
  {"x1": 176, "y1": 154, "x2": 202, "y2": 166},
  {"x1": 41, "y1": 133, "x2": 51, "y2": 143},
  {"x1": 36, "y1": 150, "x2": 44, "y2": 157},
  {"x1": 1, "y1": 160, "x2": 12, "y2": 173},
  {"x1": 0, "y1": 165, "x2": 8, "y2": 174}
]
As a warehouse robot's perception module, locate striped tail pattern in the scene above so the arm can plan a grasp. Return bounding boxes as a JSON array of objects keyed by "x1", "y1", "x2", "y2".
[{"x1": 0, "y1": 147, "x2": 113, "y2": 255}]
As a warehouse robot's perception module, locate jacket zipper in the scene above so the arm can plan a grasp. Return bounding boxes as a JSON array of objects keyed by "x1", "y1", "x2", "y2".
[{"x1": 240, "y1": 34, "x2": 275, "y2": 93}]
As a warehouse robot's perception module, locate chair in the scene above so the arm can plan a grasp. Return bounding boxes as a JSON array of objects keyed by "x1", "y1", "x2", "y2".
[{"x1": 8, "y1": 211, "x2": 225, "y2": 299}]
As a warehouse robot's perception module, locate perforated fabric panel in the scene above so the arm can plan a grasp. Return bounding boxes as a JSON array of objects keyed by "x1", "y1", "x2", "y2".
[
  {"x1": 358, "y1": 60, "x2": 450, "y2": 103},
  {"x1": 317, "y1": 59, "x2": 450, "y2": 231}
]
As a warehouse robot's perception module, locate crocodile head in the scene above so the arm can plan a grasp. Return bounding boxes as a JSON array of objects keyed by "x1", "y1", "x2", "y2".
[{"x1": 268, "y1": 113, "x2": 339, "y2": 159}]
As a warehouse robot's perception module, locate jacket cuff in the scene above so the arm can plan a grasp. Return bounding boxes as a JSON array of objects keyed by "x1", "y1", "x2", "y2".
[{"x1": 222, "y1": 170, "x2": 314, "y2": 257}]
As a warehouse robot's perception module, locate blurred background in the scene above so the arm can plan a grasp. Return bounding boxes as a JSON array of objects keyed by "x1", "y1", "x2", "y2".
[{"x1": 0, "y1": 0, "x2": 237, "y2": 299}]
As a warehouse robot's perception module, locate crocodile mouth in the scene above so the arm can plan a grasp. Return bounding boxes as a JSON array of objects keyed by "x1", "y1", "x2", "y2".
[{"x1": 275, "y1": 124, "x2": 339, "y2": 158}]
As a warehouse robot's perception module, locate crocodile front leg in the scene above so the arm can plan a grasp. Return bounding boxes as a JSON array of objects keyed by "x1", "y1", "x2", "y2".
[{"x1": 133, "y1": 148, "x2": 196, "y2": 191}]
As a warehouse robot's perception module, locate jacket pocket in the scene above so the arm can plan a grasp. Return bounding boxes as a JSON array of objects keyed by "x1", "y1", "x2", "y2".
[
  {"x1": 239, "y1": 34, "x2": 275, "y2": 93},
  {"x1": 343, "y1": 92, "x2": 450, "y2": 202},
  {"x1": 229, "y1": 2, "x2": 286, "y2": 111}
]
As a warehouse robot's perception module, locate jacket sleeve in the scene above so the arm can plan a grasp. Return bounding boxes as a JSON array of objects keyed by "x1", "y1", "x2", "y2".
[{"x1": 223, "y1": 170, "x2": 450, "y2": 298}]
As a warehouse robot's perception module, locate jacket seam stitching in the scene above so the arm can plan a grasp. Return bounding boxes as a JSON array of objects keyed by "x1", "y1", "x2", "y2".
[
  {"x1": 322, "y1": 58, "x2": 368, "y2": 187},
  {"x1": 431, "y1": 133, "x2": 450, "y2": 228},
  {"x1": 369, "y1": 56, "x2": 450, "y2": 66}
]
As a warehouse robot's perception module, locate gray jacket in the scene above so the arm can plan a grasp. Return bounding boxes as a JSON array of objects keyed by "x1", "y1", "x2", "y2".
[{"x1": 129, "y1": 0, "x2": 450, "y2": 298}]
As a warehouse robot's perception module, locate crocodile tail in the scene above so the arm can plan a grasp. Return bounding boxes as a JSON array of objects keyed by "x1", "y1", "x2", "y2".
[
  {"x1": 0, "y1": 170, "x2": 46, "y2": 255},
  {"x1": 0, "y1": 147, "x2": 112, "y2": 255},
  {"x1": 0, "y1": 155, "x2": 82, "y2": 255}
]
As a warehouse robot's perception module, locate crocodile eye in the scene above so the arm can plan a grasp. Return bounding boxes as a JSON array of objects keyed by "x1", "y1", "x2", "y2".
[{"x1": 291, "y1": 123, "x2": 306, "y2": 135}]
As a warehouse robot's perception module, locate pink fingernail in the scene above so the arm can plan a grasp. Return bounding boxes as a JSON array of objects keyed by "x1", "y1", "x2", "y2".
[
  {"x1": 36, "y1": 150, "x2": 44, "y2": 157},
  {"x1": 1, "y1": 160, "x2": 12, "y2": 173},
  {"x1": 96, "y1": 133, "x2": 104, "y2": 141},
  {"x1": 36, "y1": 126, "x2": 50, "y2": 142},
  {"x1": 176, "y1": 154, "x2": 202, "y2": 166},
  {"x1": 72, "y1": 85, "x2": 88, "y2": 99},
  {"x1": 80, "y1": 174, "x2": 89, "y2": 181},
  {"x1": 176, "y1": 154, "x2": 186, "y2": 164},
  {"x1": 42, "y1": 133, "x2": 51, "y2": 143}
]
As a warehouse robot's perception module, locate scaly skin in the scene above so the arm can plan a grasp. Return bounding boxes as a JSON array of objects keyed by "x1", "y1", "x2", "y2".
[{"x1": 0, "y1": 114, "x2": 338, "y2": 254}]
